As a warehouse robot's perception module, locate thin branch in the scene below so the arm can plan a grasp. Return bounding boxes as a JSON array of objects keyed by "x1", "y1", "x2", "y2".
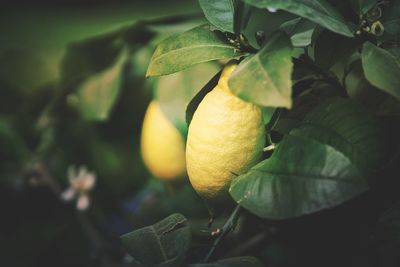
[
  {"x1": 266, "y1": 108, "x2": 283, "y2": 133},
  {"x1": 203, "y1": 205, "x2": 243, "y2": 263},
  {"x1": 292, "y1": 57, "x2": 344, "y2": 92}
]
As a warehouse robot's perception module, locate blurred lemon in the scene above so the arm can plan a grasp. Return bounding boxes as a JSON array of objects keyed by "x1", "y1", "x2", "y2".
[
  {"x1": 141, "y1": 101, "x2": 186, "y2": 181},
  {"x1": 186, "y1": 63, "x2": 265, "y2": 203}
]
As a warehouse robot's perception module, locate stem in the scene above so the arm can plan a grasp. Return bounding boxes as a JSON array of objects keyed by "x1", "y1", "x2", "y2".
[
  {"x1": 266, "y1": 108, "x2": 283, "y2": 133},
  {"x1": 203, "y1": 205, "x2": 243, "y2": 263}
]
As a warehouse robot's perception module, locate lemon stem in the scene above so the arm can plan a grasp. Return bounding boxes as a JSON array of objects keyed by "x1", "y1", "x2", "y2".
[{"x1": 203, "y1": 205, "x2": 243, "y2": 263}]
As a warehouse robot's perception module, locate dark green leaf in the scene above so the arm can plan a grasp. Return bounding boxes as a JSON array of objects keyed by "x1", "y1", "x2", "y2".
[
  {"x1": 387, "y1": 46, "x2": 400, "y2": 60},
  {"x1": 314, "y1": 30, "x2": 360, "y2": 69},
  {"x1": 186, "y1": 70, "x2": 222, "y2": 127},
  {"x1": 155, "y1": 62, "x2": 220, "y2": 134},
  {"x1": 69, "y1": 50, "x2": 127, "y2": 121},
  {"x1": 199, "y1": 0, "x2": 235, "y2": 32},
  {"x1": 242, "y1": 8, "x2": 295, "y2": 48},
  {"x1": 280, "y1": 18, "x2": 317, "y2": 47},
  {"x1": 361, "y1": 42, "x2": 400, "y2": 100},
  {"x1": 146, "y1": 24, "x2": 244, "y2": 77},
  {"x1": 291, "y1": 97, "x2": 388, "y2": 172},
  {"x1": 242, "y1": 0, "x2": 353, "y2": 37},
  {"x1": 188, "y1": 256, "x2": 265, "y2": 267},
  {"x1": 273, "y1": 82, "x2": 341, "y2": 134},
  {"x1": 345, "y1": 59, "x2": 400, "y2": 117},
  {"x1": 349, "y1": 0, "x2": 378, "y2": 15},
  {"x1": 121, "y1": 213, "x2": 191, "y2": 267},
  {"x1": 233, "y1": 1, "x2": 252, "y2": 34},
  {"x1": 230, "y1": 134, "x2": 367, "y2": 219},
  {"x1": 228, "y1": 32, "x2": 293, "y2": 108}
]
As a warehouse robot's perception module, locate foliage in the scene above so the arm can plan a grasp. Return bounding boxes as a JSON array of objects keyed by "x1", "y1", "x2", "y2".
[
  {"x1": 1, "y1": 0, "x2": 400, "y2": 267},
  {"x1": 121, "y1": 213, "x2": 191, "y2": 267}
]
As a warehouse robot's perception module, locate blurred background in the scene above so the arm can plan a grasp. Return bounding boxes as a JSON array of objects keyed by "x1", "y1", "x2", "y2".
[{"x1": 0, "y1": 1, "x2": 213, "y2": 266}]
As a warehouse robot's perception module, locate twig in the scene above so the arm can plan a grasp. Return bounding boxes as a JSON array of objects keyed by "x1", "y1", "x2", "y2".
[
  {"x1": 266, "y1": 108, "x2": 283, "y2": 133},
  {"x1": 292, "y1": 57, "x2": 344, "y2": 92},
  {"x1": 203, "y1": 205, "x2": 243, "y2": 263}
]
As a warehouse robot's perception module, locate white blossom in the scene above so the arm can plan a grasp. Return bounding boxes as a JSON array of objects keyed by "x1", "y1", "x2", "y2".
[{"x1": 61, "y1": 165, "x2": 96, "y2": 211}]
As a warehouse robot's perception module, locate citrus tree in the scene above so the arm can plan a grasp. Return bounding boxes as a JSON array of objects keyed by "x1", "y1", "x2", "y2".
[{"x1": 120, "y1": 0, "x2": 400, "y2": 266}]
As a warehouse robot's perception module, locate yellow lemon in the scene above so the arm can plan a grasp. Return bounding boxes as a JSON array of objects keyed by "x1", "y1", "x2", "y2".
[
  {"x1": 141, "y1": 101, "x2": 186, "y2": 181},
  {"x1": 186, "y1": 63, "x2": 265, "y2": 203}
]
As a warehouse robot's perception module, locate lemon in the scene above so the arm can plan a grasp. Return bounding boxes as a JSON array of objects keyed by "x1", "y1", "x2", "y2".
[
  {"x1": 141, "y1": 101, "x2": 186, "y2": 181},
  {"x1": 186, "y1": 63, "x2": 265, "y2": 203}
]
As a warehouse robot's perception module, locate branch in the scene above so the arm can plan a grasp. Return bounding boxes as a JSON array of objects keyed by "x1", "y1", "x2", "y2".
[
  {"x1": 203, "y1": 205, "x2": 243, "y2": 263},
  {"x1": 292, "y1": 57, "x2": 344, "y2": 93}
]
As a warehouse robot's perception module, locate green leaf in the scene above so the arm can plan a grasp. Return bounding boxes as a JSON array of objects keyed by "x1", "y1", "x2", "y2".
[
  {"x1": 155, "y1": 62, "x2": 220, "y2": 134},
  {"x1": 228, "y1": 32, "x2": 293, "y2": 108},
  {"x1": 349, "y1": 0, "x2": 378, "y2": 15},
  {"x1": 188, "y1": 256, "x2": 265, "y2": 267},
  {"x1": 186, "y1": 70, "x2": 222, "y2": 127},
  {"x1": 280, "y1": 18, "x2": 317, "y2": 47},
  {"x1": 121, "y1": 213, "x2": 191, "y2": 267},
  {"x1": 314, "y1": 30, "x2": 360, "y2": 69},
  {"x1": 387, "y1": 46, "x2": 400, "y2": 60},
  {"x1": 261, "y1": 106, "x2": 276, "y2": 124},
  {"x1": 291, "y1": 97, "x2": 388, "y2": 172},
  {"x1": 361, "y1": 42, "x2": 400, "y2": 100},
  {"x1": 199, "y1": 0, "x2": 235, "y2": 32},
  {"x1": 273, "y1": 82, "x2": 340, "y2": 134},
  {"x1": 242, "y1": 0, "x2": 353, "y2": 37},
  {"x1": 69, "y1": 50, "x2": 127, "y2": 121},
  {"x1": 230, "y1": 134, "x2": 367, "y2": 219},
  {"x1": 147, "y1": 24, "x2": 244, "y2": 77}
]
